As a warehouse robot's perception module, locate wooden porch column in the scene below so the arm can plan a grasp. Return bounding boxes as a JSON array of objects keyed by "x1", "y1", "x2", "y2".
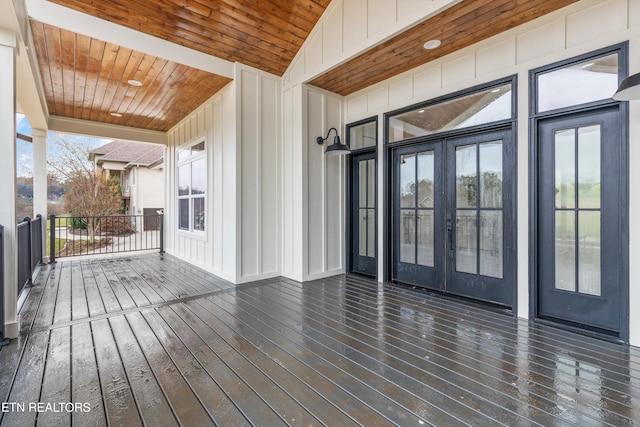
[
  {"x1": 0, "y1": 28, "x2": 20, "y2": 338},
  {"x1": 32, "y1": 128, "x2": 48, "y2": 262}
]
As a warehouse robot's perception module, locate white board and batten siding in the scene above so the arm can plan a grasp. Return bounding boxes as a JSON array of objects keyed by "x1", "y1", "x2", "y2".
[
  {"x1": 280, "y1": 0, "x2": 462, "y2": 281},
  {"x1": 165, "y1": 64, "x2": 280, "y2": 284}
]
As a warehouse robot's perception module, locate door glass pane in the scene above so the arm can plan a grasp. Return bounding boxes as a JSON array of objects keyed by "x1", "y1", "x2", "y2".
[
  {"x1": 555, "y1": 129, "x2": 576, "y2": 209},
  {"x1": 479, "y1": 211, "x2": 503, "y2": 278},
  {"x1": 193, "y1": 197, "x2": 205, "y2": 231},
  {"x1": 399, "y1": 210, "x2": 415, "y2": 263},
  {"x1": 367, "y1": 209, "x2": 376, "y2": 257},
  {"x1": 555, "y1": 211, "x2": 576, "y2": 291},
  {"x1": 479, "y1": 141, "x2": 502, "y2": 208},
  {"x1": 578, "y1": 125, "x2": 601, "y2": 209},
  {"x1": 417, "y1": 152, "x2": 434, "y2": 208},
  {"x1": 578, "y1": 211, "x2": 601, "y2": 296},
  {"x1": 359, "y1": 209, "x2": 366, "y2": 256},
  {"x1": 359, "y1": 161, "x2": 367, "y2": 207},
  {"x1": 349, "y1": 121, "x2": 377, "y2": 150},
  {"x1": 417, "y1": 210, "x2": 434, "y2": 267},
  {"x1": 456, "y1": 211, "x2": 477, "y2": 274},
  {"x1": 456, "y1": 145, "x2": 477, "y2": 208},
  {"x1": 400, "y1": 154, "x2": 416, "y2": 208},
  {"x1": 537, "y1": 53, "x2": 618, "y2": 113},
  {"x1": 367, "y1": 159, "x2": 376, "y2": 209}
]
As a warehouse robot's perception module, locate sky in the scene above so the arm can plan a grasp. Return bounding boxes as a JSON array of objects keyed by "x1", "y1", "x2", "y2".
[{"x1": 15, "y1": 113, "x2": 109, "y2": 178}]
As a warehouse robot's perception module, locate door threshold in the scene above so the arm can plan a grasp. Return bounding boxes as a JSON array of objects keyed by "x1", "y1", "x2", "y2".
[
  {"x1": 534, "y1": 316, "x2": 625, "y2": 345},
  {"x1": 391, "y1": 280, "x2": 513, "y2": 316}
]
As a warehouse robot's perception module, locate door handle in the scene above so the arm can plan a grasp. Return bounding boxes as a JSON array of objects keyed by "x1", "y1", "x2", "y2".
[{"x1": 446, "y1": 218, "x2": 453, "y2": 256}]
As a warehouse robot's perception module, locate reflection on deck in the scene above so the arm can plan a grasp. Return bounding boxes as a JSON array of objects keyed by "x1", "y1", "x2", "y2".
[{"x1": 0, "y1": 253, "x2": 638, "y2": 426}]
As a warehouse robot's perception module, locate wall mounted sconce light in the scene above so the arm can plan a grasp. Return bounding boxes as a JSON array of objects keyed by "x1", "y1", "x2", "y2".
[
  {"x1": 613, "y1": 72, "x2": 640, "y2": 100},
  {"x1": 316, "y1": 127, "x2": 350, "y2": 155}
]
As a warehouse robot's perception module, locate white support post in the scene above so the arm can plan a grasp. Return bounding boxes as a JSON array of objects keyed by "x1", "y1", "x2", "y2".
[
  {"x1": 0, "y1": 28, "x2": 20, "y2": 338},
  {"x1": 32, "y1": 128, "x2": 48, "y2": 263}
]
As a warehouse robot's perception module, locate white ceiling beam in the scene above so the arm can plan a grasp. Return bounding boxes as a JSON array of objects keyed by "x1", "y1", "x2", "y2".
[
  {"x1": 25, "y1": 0, "x2": 235, "y2": 79},
  {"x1": 48, "y1": 115, "x2": 167, "y2": 145}
]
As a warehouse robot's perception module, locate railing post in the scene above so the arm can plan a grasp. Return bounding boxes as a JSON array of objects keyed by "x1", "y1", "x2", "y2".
[
  {"x1": 24, "y1": 217, "x2": 32, "y2": 285},
  {"x1": 159, "y1": 213, "x2": 164, "y2": 254},
  {"x1": 0, "y1": 224, "x2": 7, "y2": 346},
  {"x1": 49, "y1": 213, "x2": 56, "y2": 264},
  {"x1": 35, "y1": 214, "x2": 43, "y2": 265}
]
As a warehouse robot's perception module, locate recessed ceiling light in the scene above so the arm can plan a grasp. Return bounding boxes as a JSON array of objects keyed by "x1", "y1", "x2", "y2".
[
  {"x1": 423, "y1": 39, "x2": 441, "y2": 50},
  {"x1": 110, "y1": 112, "x2": 123, "y2": 117},
  {"x1": 127, "y1": 79, "x2": 143, "y2": 87}
]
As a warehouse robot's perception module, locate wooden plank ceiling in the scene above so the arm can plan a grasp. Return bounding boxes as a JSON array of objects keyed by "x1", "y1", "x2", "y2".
[
  {"x1": 30, "y1": 0, "x2": 577, "y2": 132},
  {"x1": 30, "y1": 21, "x2": 232, "y2": 132},
  {"x1": 309, "y1": 0, "x2": 578, "y2": 96},
  {"x1": 48, "y1": 0, "x2": 331, "y2": 76}
]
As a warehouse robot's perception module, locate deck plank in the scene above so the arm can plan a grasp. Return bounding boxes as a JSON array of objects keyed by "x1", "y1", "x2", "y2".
[
  {"x1": 99, "y1": 260, "x2": 149, "y2": 309},
  {"x1": 114, "y1": 259, "x2": 164, "y2": 304},
  {"x1": 31, "y1": 262, "x2": 62, "y2": 330},
  {"x1": 52, "y1": 261, "x2": 72, "y2": 324},
  {"x1": 36, "y1": 327, "x2": 71, "y2": 427},
  {"x1": 0, "y1": 336, "x2": 28, "y2": 421},
  {"x1": 109, "y1": 315, "x2": 178, "y2": 427},
  {"x1": 337, "y1": 276, "x2": 640, "y2": 415},
  {"x1": 275, "y1": 277, "x2": 638, "y2": 425},
  {"x1": 88, "y1": 259, "x2": 122, "y2": 314},
  {"x1": 70, "y1": 261, "x2": 89, "y2": 320},
  {"x1": 71, "y1": 323, "x2": 107, "y2": 426},
  {"x1": 125, "y1": 310, "x2": 215, "y2": 426},
  {"x1": 133, "y1": 255, "x2": 217, "y2": 296},
  {"x1": 226, "y1": 285, "x2": 499, "y2": 426},
  {"x1": 184, "y1": 299, "x2": 348, "y2": 426},
  {"x1": 80, "y1": 260, "x2": 106, "y2": 317},
  {"x1": 192, "y1": 296, "x2": 404, "y2": 427},
  {"x1": 92, "y1": 318, "x2": 143, "y2": 427},
  {"x1": 5, "y1": 253, "x2": 640, "y2": 427},
  {"x1": 140, "y1": 309, "x2": 250, "y2": 426},
  {"x1": 2, "y1": 331, "x2": 49, "y2": 427},
  {"x1": 157, "y1": 304, "x2": 286, "y2": 426}
]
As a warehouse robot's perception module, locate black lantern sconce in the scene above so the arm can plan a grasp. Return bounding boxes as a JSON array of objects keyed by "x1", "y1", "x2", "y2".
[
  {"x1": 613, "y1": 72, "x2": 640, "y2": 100},
  {"x1": 316, "y1": 127, "x2": 350, "y2": 155}
]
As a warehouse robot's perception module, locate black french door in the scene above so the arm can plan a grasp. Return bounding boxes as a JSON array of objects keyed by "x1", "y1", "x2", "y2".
[
  {"x1": 392, "y1": 142, "x2": 444, "y2": 287},
  {"x1": 392, "y1": 128, "x2": 516, "y2": 307},
  {"x1": 350, "y1": 151, "x2": 377, "y2": 276},
  {"x1": 537, "y1": 107, "x2": 625, "y2": 335}
]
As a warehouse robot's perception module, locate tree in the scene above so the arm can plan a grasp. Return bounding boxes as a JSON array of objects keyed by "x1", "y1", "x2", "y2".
[
  {"x1": 47, "y1": 133, "x2": 98, "y2": 182},
  {"x1": 48, "y1": 133, "x2": 123, "y2": 242},
  {"x1": 63, "y1": 172, "x2": 122, "y2": 242}
]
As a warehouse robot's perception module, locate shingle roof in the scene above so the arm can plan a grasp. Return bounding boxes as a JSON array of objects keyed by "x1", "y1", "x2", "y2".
[{"x1": 90, "y1": 140, "x2": 163, "y2": 167}]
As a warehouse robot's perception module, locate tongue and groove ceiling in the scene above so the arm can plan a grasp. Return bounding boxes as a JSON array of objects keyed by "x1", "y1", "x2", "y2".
[{"x1": 29, "y1": 0, "x2": 576, "y2": 132}]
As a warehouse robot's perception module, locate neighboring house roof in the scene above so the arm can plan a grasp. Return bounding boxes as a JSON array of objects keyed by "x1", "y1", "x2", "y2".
[{"x1": 89, "y1": 141, "x2": 164, "y2": 169}]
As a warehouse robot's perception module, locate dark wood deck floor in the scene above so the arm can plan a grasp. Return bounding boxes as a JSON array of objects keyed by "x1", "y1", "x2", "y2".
[{"x1": 1, "y1": 253, "x2": 639, "y2": 426}]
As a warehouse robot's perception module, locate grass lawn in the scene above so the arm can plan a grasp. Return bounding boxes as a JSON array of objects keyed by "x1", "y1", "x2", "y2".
[{"x1": 45, "y1": 238, "x2": 67, "y2": 257}]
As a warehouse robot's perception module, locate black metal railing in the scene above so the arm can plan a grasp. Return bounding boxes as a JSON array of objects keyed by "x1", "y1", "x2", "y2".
[
  {"x1": 0, "y1": 223, "x2": 6, "y2": 346},
  {"x1": 49, "y1": 214, "x2": 164, "y2": 261},
  {"x1": 17, "y1": 216, "x2": 44, "y2": 294}
]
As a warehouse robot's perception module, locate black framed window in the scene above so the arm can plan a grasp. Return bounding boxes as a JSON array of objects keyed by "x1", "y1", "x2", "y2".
[{"x1": 387, "y1": 80, "x2": 514, "y2": 144}]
